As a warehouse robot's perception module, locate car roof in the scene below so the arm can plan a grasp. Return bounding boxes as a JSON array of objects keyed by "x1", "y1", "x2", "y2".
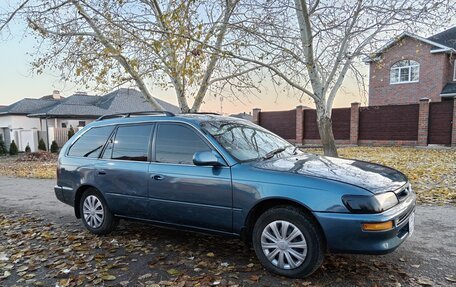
[{"x1": 87, "y1": 113, "x2": 249, "y2": 128}]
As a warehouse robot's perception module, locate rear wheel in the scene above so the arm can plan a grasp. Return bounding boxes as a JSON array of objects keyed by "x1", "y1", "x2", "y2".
[
  {"x1": 79, "y1": 188, "x2": 117, "y2": 235},
  {"x1": 252, "y1": 206, "x2": 325, "y2": 278}
]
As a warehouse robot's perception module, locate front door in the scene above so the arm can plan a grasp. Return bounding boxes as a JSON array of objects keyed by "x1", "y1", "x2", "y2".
[{"x1": 148, "y1": 123, "x2": 233, "y2": 232}]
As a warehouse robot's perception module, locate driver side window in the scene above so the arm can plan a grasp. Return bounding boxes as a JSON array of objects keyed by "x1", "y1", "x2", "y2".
[{"x1": 155, "y1": 123, "x2": 211, "y2": 165}]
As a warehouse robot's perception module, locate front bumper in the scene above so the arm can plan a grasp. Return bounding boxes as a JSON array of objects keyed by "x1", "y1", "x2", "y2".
[{"x1": 314, "y1": 191, "x2": 416, "y2": 254}]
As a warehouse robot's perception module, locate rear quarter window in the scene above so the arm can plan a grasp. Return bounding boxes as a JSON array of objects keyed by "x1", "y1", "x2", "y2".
[{"x1": 67, "y1": 126, "x2": 114, "y2": 158}]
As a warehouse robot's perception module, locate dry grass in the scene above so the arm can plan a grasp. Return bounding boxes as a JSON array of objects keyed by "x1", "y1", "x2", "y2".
[{"x1": 0, "y1": 153, "x2": 56, "y2": 179}]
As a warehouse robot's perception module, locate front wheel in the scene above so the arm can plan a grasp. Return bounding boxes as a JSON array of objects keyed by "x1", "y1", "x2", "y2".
[
  {"x1": 252, "y1": 206, "x2": 325, "y2": 278},
  {"x1": 79, "y1": 188, "x2": 117, "y2": 235}
]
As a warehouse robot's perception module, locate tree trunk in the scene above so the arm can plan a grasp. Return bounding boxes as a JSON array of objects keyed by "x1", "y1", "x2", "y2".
[{"x1": 316, "y1": 107, "x2": 338, "y2": 157}]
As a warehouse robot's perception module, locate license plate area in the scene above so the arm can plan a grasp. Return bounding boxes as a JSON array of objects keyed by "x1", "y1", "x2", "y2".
[{"x1": 408, "y1": 212, "x2": 415, "y2": 237}]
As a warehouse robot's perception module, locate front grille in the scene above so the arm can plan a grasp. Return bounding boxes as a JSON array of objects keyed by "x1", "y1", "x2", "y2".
[
  {"x1": 397, "y1": 206, "x2": 414, "y2": 226},
  {"x1": 395, "y1": 184, "x2": 412, "y2": 202}
]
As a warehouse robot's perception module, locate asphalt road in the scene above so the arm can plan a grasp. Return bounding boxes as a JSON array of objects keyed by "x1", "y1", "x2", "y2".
[{"x1": 0, "y1": 175, "x2": 455, "y2": 286}]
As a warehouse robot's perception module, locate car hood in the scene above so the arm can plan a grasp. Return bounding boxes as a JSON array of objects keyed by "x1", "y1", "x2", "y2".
[{"x1": 249, "y1": 153, "x2": 407, "y2": 194}]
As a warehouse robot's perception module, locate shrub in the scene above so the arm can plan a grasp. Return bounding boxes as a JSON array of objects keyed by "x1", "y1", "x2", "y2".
[
  {"x1": 68, "y1": 126, "x2": 75, "y2": 139},
  {"x1": 0, "y1": 139, "x2": 6, "y2": 156},
  {"x1": 50, "y1": 141, "x2": 59, "y2": 153},
  {"x1": 38, "y1": 138, "x2": 47, "y2": 151},
  {"x1": 25, "y1": 144, "x2": 31, "y2": 153},
  {"x1": 9, "y1": 140, "x2": 18, "y2": 155}
]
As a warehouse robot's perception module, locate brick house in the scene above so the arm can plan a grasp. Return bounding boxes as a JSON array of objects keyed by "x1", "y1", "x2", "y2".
[{"x1": 366, "y1": 27, "x2": 456, "y2": 106}]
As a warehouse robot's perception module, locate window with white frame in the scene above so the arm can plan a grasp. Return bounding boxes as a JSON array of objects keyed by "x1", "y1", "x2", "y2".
[{"x1": 390, "y1": 60, "x2": 419, "y2": 84}]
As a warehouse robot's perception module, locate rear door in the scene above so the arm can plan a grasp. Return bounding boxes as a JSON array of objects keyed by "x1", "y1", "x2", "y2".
[
  {"x1": 148, "y1": 122, "x2": 233, "y2": 232},
  {"x1": 95, "y1": 123, "x2": 154, "y2": 219}
]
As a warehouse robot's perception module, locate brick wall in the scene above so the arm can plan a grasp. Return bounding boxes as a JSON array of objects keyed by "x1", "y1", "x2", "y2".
[
  {"x1": 359, "y1": 104, "x2": 419, "y2": 141},
  {"x1": 255, "y1": 99, "x2": 456, "y2": 147},
  {"x1": 369, "y1": 36, "x2": 451, "y2": 106},
  {"x1": 259, "y1": 110, "x2": 296, "y2": 140},
  {"x1": 428, "y1": 101, "x2": 454, "y2": 144}
]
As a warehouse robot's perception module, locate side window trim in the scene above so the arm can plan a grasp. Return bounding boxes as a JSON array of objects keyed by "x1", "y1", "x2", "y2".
[
  {"x1": 99, "y1": 125, "x2": 118, "y2": 160},
  {"x1": 153, "y1": 122, "x2": 226, "y2": 166}
]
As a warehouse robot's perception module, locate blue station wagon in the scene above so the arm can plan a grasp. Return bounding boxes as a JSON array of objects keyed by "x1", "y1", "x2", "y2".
[{"x1": 55, "y1": 111, "x2": 416, "y2": 278}]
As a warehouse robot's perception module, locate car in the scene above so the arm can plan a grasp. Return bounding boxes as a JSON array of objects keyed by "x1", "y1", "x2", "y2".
[{"x1": 54, "y1": 111, "x2": 416, "y2": 278}]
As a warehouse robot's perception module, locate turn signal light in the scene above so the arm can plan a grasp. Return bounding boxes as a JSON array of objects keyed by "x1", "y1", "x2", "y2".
[{"x1": 362, "y1": 221, "x2": 393, "y2": 231}]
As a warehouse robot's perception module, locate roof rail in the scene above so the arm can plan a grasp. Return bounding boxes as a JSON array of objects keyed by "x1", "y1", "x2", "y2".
[
  {"x1": 181, "y1": 112, "x2": 221, "y2": 115},
  {"x1": 96, "y1": 111, "x2": 175, "y2": 121}
]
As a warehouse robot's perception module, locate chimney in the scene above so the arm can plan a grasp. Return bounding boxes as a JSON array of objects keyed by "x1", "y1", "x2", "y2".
[{"x1": 52, "y1": 90, "x2": 61, "y2": 100}]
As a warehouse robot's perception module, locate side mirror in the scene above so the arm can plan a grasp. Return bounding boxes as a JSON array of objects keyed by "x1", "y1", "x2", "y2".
[{"x1": 193, "y1": 151, "x2": 225, "y2": 166}]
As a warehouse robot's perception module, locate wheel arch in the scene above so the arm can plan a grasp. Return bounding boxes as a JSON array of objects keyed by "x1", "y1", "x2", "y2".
[
  {"x1": 74, "y1": 184, "x2": 103, "y2": 218},
  {"x1": 242, "y1": 198, "x2": 326, "y2": 245}
]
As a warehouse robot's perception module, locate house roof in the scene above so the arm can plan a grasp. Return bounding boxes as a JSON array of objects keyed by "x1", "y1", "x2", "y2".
[
  {"x1": 26, "y1": 88, "x2": 180, "y2": 118},
  {"x1": 364, "y1": 28, "x2": 456, "y2": 63},
  {"x1": 0, "y1": 98, "x2": 59, "y2": 115},
  {"x1": 97, "y1": 89, "x2": 180, "y2": 114},
  {"x1": 440, "y1": 83, "x2": 456, "y2": 97},
  {"x1": 428, "y1": 26, "x2": 456, "y2": 50}
]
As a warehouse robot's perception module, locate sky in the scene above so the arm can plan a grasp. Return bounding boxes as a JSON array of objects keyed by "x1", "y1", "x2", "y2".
[
  {"x1": 0, "y1": 31, "x2": 366, "y2": 114},
  {"x1": 0, "y1": 3, "x2": 366, "y2": 114}
]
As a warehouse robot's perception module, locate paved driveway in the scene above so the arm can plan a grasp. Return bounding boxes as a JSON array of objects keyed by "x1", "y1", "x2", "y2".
[{"x1": 0, "y1": 176, "x2": 455, "y2": 286}]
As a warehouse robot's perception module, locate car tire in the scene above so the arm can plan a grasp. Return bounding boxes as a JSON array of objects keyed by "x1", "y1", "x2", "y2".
[
  {"x1": 252, "y1": 206, "x2": 325, "y2": 278},
  {"x1": 79, "y1": 188, "x2": 117, "y2": 235}
]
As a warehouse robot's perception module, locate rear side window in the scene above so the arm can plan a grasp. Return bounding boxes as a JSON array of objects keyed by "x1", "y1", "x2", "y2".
[
  {"x1": 68, "y1": 126, "x2": 114, "y2": 158},
  {"x1": 110, "y1": 124, "x2": 154, "y2": 161},
  {"x1": 155, "y1": 124, "x2": 211, "y2": 165}
]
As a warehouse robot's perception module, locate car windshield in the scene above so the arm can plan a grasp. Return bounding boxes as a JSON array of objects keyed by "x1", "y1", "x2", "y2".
[{"x1": 201, "y1": 120, "x2": 299, "y2": 162}]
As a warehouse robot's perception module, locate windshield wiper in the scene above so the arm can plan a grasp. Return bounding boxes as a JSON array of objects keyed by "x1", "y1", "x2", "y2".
[{"x1": 263, "y1": 147, "x2": 287, "y2": 160}]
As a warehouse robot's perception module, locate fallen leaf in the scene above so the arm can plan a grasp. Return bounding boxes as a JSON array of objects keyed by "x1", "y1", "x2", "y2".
[
  {"x1": 206, "y1": 252, "x2": 215, "y2": 257},
  {"x1": 249, "y1": 275, "x2": 261, "y2": 282},
  {"x1": 445, "y1": 275, "x2": 456, "y2": 283},
  {"x1": 0, "y1": 253, "x2": 8, "y2": 261},
  {"x1": 417, "y1": 277, "x2": 433, "y2": 286},
  {"x1": 138, "y1": 273, "x2": 152, "y2": 280},
  {"x1": 102, "y1": 274, "x2": 116, "y2": 281},
  {"x1": 0, "y1": 271, "x2": 11, "y2": 279},
  {"x1": 167, "y1": 268, "x2": 180, "y2": 276}
]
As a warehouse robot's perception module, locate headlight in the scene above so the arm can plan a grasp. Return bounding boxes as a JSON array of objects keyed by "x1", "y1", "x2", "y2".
[
  {"x1": 375, "y1": 192, "x2": 399, "y2": 211},
  {"x1": 342, "y1": 192, "x2": 399, "y2": 213}
]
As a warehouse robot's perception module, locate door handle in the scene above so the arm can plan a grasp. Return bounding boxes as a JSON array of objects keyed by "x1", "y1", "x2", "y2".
[
  {"x1": 153, "y1": 175, "x2": 165, "y2": 180},
  {"x1": 98, "y1": 170, "x2": 107, "y2": 175}
]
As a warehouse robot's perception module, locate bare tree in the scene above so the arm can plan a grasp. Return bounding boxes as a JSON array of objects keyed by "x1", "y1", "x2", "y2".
[
  {"x1": 0, "y1": 0, "x2": 29, "y2": 31},
  {"x1": 230, "y1": 0, "x2": 454, "y2": 156},
  {"x1": 3, "y1": 0, "x2": 260, "y2": 112}
]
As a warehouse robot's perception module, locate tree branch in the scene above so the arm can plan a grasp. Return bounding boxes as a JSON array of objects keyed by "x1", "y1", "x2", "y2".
[{"x1": 70, "y1": 0, "x2": 164, "y2": 111}]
